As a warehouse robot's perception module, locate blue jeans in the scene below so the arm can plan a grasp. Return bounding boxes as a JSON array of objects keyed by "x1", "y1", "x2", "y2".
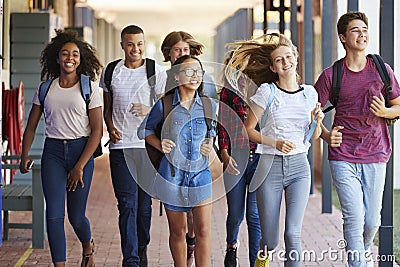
[
  {"x1": 41, "y1": 137, "x2": 94, "y2": 263},
  {"x1": 224, "y1": 151, "x2": 261, "y2": 266},
  {"x1": 330, "y1": 160, "x2": 386, "y2": 267},
  {"x1": 255, "y1": 153, "x2": 310, "y2": 267},
  {"x1": 110, "y1": 149, "x2": 153, "y2": 267}
]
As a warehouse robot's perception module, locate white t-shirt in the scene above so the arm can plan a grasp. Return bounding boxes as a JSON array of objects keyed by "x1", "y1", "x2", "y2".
[
  {"x1": 33, "y1": 78, "x2": 102, "y2": 139},
  {"x1": 250, "y1": 82, "x2": 318, "y2": 155},
  {"x1": 99, "y1": 59, "x2": 167, "y2": 149}
]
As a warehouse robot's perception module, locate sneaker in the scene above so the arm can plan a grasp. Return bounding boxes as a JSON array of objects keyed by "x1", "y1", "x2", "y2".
[
  {"x1": 254, "y1": 250, "x2": 269, "y2": 267},
  {"x1": 138, "y1": 246, "x2": 148, "y2": 267},
  {"x1": 224, "y1": 246, "x2": 238, "y2": 267},
  {"x1": 187, "y1": 244, "x2": 195, "y2": 267}
]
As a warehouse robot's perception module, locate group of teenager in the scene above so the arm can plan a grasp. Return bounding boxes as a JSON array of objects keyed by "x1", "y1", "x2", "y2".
[{"x1": 18, "y1": 10, "x2": 400, "y2": 267}]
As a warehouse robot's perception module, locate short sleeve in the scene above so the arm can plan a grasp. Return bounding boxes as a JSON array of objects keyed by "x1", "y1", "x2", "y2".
[
  {"x1": 98, "y1": 67, "x2": 108, "y2": 92},
  {"x1": 386, "y1": 63, "x2": 400, "y2": 100},
  {"x1": 155, "y1": 64, "x2": 167, "y2": 96},
  {"x1": 32, "y1": 85, "x2": 41, "y2": 106},
  {"x1": 250, "y1": 83, "x2": 271, "y2": 109},
  {"x1": 88, "y1": 82, "x2": 103, "y2": 109},
  {"x1": 314, "y1": 67, "x2": 333, "y2": 107},
  {"x1": 144, "y1": 99, "x2": 163, "y2": 138}
]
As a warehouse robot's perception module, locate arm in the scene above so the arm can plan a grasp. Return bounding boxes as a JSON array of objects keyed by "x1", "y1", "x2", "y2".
[
  {"x1": 370, "y1": 94, "x2": 400, "y2": 119},
  {"x1": 310, "y1": 103, "x2": 324, "y2": 140},
  {"x1": 19, "y1": 104, "x2": 42, "y2": 173},
  {"x1": 103, "y1": 91, "x2": 121, "y2": 144},
  {"x1": 245, "y1": 102, "x2": 275, "y2": 147},
  {"x1": 217, "y1": 88, "x2": 240, "y2": 174},
  {"x1": 144, "y1": 100, "x2": 174, "y2": 153},
  {"x1": 319, "y1": 123, "x2": 344, "y2": 147},
  {"x1": 67, "y1": 106, "x2": 103, "y2": 191},
  {"x1": 245, "y1": 102, "x2": 296, "y2": 154}
]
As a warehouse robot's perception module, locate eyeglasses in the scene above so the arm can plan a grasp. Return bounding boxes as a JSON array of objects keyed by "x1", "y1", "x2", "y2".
[{"x1": 179, "y1": 68, "x2": 205, "y2": 77}]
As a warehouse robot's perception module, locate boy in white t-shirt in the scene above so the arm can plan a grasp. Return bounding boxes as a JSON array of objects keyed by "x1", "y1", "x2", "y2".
[{"x1": 99, "y1": 25, "x2": 166, "y2": 267}]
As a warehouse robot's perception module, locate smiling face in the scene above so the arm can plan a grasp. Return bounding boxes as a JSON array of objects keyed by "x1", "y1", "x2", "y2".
[
  {"x1": 120, "y1": 33, "x2": 144, "y2": 64},
  {"x1": 339, "y1": 19, "x2": 368, "y2": 51},
  {"x1": 57, "y1": 42, "x2": 80, "y2": 75},
  {"x1": 169, "y1": 41, "x2": 191, "y2": 64},
  {"x1": 175, "y1": 58, "x2": 204, "y2": 92},
  {"x1": 269, "y1": 45, "x2": 297, "y2": 78}
]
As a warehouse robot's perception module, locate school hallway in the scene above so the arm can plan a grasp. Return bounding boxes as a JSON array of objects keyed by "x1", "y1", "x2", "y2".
[{"x1": 0, "y1": 154, "x2": 396, "y2": 267}]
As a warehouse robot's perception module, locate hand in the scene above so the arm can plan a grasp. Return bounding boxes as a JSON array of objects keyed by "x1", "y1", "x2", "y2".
[
  {"x1": 129, "y1": 103, "x2": 150, "y2": 117},
  {"x1": 200, "y1": 138, "x2": 213, "y2": 156},
  {"x1": 161, "y1": 139, "x2": 176, "y2": 154},
  {"x1": 108, "y1": 128, "x2": 122, "y2": 144},
  {"x1": 312, "y1": 102, "x2": 324, "y2": 123},
  {"x1": 329, "y1": 126, "x2": 344, "y2": 147},
  {"x1": 370, "y1": 93, "x2": 387, "y2": 117},
  {"x1": 67, "y1": 166, "x2": 84, "y2": 191},
  {"x1": 221, "y1": 153, "x2": 240, "y2": 175},
  {"x1": 275, "y1": 140, "x2": 296, "y2": 154},
  {"x1": 19, "y1": 156, "x2": 33, "y2": 174}
]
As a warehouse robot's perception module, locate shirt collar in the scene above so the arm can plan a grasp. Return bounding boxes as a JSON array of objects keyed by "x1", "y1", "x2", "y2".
[{"x1": 172, "y1": 89, "x2": 203, "y2": 107}]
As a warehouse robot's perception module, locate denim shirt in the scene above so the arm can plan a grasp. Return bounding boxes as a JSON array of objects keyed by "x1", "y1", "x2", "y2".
[
  {"x1": 145, "y1": 89, "x2": 216, "y2": 170},
  {"x1": 143, "y1": 89, "x2": 217, "y2": 208}
]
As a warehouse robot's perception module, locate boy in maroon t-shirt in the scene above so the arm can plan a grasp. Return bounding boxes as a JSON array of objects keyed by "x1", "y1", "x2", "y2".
[{"x1": 314, "y1": 11, "x2": 400, "y2": 267}]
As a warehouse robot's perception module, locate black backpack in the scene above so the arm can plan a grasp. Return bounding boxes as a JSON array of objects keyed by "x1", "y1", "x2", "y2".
[
  {"x1": 38, "y1": 75, "x2": 103, "y2": 158},
  {"x1": 323, "y1": 54, "x2": 399, "y2": 125},
  {"x1": 146, "y1": 92, "x2": 214, "y2": 176},
  {"x1": 104, "y1": 58, "x2": 156, "y2": 104}
]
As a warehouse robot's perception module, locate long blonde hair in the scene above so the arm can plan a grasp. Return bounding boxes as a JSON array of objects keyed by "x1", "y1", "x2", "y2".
[{"x1": 225, "y1": 33, "x2": 300, "y2": 93}]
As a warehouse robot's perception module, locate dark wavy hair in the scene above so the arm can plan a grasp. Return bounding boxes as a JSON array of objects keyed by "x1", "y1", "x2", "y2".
[
  {"x1": 40, "y1": 29, "x2": 102, "y2": 81},
  {"x1": 169, "y1": 55, "x2": 204, "y2": 96}
]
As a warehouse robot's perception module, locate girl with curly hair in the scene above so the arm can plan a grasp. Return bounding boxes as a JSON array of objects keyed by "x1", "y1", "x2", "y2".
[{"x1": 19, "y1": 29, "x2": 103, "y2": 267}]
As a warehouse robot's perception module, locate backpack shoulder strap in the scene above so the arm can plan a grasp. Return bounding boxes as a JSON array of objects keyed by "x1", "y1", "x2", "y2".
[
  {"x1": 323, "y1": 58, "x2": 343, "y2": 113},
  {"x1": 331, "y1": 58, "x2": 343, "y2": 107},
  {"x1": 38, "y1": 79, "x2": 54, "y2": 107},
  {"x1": 200, "y1": 96, "x2": 213, "y2": 136},
  {"x1": 259, "y1": 83, "x2": 275, "y2": 128},
  {"x1": 368, "y1": 54, "x2": 391, "y2": 92},
  {"x1": 146, "y1": 58, "x2": 156, "y2": 104},
  {"x1": 104, "y1": 59, "x2": 122, "y2": 92},
  {"x1": 80, "y1": 74, "x2": 92, "y2": 116},
  {"x1": 162, "y1": 93, "x2": 174, "y2": 121}
]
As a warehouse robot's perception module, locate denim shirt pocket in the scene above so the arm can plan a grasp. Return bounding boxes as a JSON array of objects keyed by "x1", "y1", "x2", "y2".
[
  {"x1": 194, "y1": 118, "x2": 207, "y2": 136},
  {"x1": 169, "y1": 119, "x2": 184, "y2": 139}
]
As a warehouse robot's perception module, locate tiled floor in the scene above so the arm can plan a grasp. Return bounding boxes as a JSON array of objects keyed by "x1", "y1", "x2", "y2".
[{"x1": 0, "y1": 154, "x2": 396, "y2": 266}]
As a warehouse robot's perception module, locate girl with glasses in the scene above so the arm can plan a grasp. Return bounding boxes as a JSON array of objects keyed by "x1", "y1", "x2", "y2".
[{"x1": 143, "y1": 55, "x2": 216, "y2": 267}]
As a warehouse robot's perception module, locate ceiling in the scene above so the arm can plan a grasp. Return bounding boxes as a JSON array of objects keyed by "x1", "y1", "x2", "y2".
[{"x1": 84, "y1": 0, "x2": 263, "y2": 36}]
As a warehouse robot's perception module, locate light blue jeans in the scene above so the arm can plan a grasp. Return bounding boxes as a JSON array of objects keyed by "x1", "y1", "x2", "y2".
[
  {"x1": 330, "y1": 160, "x2": 386, "y2": 267},
  {"x1": 255, "y1": 153, "x2": 311, "y2": 267}
]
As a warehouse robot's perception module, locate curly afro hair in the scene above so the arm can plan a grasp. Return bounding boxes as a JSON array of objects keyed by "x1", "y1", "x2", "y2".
[{"x1": 40, "y1": 29, "x2": 102, "y2": 81}]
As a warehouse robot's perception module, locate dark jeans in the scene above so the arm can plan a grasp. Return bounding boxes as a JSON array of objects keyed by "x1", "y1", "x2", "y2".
[
  {"x1": 110, "y1": 149, "x2": 152, "y2": 267},
  {"x1": 224, "y1": 150, "x2": 261, "y2": 266},
  {"x1": 42, "y1": 137, "x2": 93, "y2": 262}
]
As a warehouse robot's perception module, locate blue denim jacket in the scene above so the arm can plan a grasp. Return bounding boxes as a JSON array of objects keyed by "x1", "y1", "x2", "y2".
[{"x1": 143, "y1": 89, "x2": 217, "y2": 210}]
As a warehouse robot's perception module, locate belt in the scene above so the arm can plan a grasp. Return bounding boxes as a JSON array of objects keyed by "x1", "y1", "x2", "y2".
[{"x1": 249, "y1": 148, "x2": 256, "y2": 161}]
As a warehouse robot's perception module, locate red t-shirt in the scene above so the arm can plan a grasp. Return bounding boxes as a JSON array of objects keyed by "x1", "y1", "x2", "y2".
[{"x1": 314, "y1": 57, "x2": 400, "y2": 163}]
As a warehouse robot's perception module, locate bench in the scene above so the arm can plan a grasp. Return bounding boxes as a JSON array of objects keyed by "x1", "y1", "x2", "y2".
[{"x1": 1, "y1": 156, "x2": 46, "y2": 248}]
